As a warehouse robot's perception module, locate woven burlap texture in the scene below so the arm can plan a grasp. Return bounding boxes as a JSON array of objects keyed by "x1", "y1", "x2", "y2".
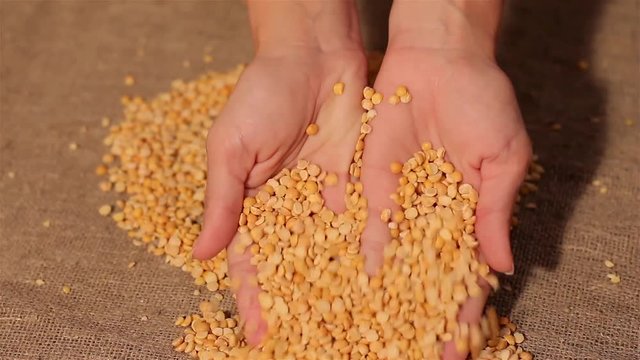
[{"x1": 1, "y1": 1, "x2": 638, "y2": 359}]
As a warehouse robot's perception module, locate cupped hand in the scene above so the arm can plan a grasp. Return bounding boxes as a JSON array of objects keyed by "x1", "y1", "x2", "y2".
[
  {"x1": 361, "y1": 48, "x2": 531, "y2": 359},
  {"x1": 192, "y1": 50, "x2": 367, "y2": 345}
]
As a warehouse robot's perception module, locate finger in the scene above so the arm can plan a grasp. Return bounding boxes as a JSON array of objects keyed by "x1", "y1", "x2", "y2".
[
  {"x1": 193, "y1": 126, "x2": 252, "y2": 260},
  {"x1": 475, "y1": 134, "x2": 531, "y2": 274},
  {"x1": 298, "y1": 75, "x2": 367, "y2": 214},
  {"x1": 227, "y1": 233, "x2": 267, "y2": 345},
  {"x1": 321, "y1": 171, "x2": 351, "y2": 214},
  {"x1": 442, "y1": 278, "x2": 491, "y2": 360},
  {"x1": 359, "y1": 105, "x2": 416, "y2": 275},
  {"x1": 360, "y1": 166, "x2": 396, "y2": 276}
]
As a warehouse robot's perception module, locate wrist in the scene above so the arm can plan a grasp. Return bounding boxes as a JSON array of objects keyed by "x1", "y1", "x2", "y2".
[
  {"x1": 387, "y1": 0, "x2": 502, "y2": 59},
  {"x1": 247, "y1": 0, "x2": 364, "y2": 58}
]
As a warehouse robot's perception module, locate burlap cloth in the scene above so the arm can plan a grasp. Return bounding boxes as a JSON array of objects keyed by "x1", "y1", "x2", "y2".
[{"x1": 0, "y1": 1, "x2": 638, "y2": 359}]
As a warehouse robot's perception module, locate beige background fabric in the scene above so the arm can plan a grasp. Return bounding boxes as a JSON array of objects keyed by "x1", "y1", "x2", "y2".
[{"x1": 0, "y1": 1, "x2": 638, "y2": 359}]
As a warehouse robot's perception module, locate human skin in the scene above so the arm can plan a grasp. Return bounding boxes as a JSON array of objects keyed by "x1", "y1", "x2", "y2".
[
  {"x1": 360, "y1": 1, "x2": 531, "y2": 358},
  {"x1": 193, "y1": 1, "x2": 531, "y2": 358}
]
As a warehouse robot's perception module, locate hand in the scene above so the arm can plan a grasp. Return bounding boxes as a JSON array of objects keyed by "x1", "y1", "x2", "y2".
[
  {"x1": 193, "y1": 49, "x2": 367, "y2": 344},
  {"x1": 193, "y1": 0, "x2": 366, "y2": 346},
  {"x1": 361, "y1": 1, "x2": 530, "y2": 357},
  {"x1": 360, "y1": 48, "x2": 531, "y2": 359}
]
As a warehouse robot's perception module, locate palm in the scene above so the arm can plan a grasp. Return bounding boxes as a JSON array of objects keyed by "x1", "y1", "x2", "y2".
[
  {"x1": 209, "y1": 54, "x2": 365, "y2": 207},
  {"x1": 362, "y1": 48, "x2": 530, "y2": 267},
  {"x1": 361, "y1": 49, "x2": 531, "y2": 359}
]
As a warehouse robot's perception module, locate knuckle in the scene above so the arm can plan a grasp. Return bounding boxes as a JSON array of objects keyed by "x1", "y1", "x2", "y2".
[{"x1": 206, "y1": 125, "x2": 244, "y2": 161}]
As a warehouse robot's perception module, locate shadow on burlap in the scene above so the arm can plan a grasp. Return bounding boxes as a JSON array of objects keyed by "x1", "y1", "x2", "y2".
[{"x1": 0, "y1": 1, "x2": 637, "y2": 359}]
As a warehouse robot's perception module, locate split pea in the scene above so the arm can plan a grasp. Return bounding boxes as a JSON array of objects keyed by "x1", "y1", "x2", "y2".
[
  {"x1": 371, "y1": 92, "x2": 383, "y2": 105},
  {"x1": 390, "y1": 162, "x2": 403, "y2": 174},
  {"x1": 124, "y1": 75, "x2": 135, "y2": 86},
  {"x1": 325, "y1": 172, "x2": 338, "y2": 186},
  {"x1": 363, "y1": 86, "x2": 375, "y2": 99},
  {"x1": 98, "y1": 205, "x2": 112, "y2": 216},
  {"x1": 607, "y1": 273, "x2": 621, "y2": 284},
  {"x1": 305, "y1": 123, "x2": 319, "y2": 136}
]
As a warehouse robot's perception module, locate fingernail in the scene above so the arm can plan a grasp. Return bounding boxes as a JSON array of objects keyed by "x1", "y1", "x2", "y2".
[{"x1": 504, "y1": 265, "x2": 515, "y2": 276}]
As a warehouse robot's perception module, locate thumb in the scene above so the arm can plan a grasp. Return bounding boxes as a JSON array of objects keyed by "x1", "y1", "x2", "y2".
[
  {"x1": 193, "y1": 126, "x2": 252, "y2": 260},
  {"x1": 475, "y1": 135, "x2": 531, "y2": 274}
]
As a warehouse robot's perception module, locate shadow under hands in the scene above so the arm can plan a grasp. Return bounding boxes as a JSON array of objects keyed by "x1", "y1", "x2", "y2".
[{"x1": 492, "y1": 0, "x2": 607, "y2": 314}]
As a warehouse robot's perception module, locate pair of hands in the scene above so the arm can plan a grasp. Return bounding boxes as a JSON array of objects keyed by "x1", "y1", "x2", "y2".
[{"x1": 192, "y1": 34, "x2": 531, "y2": 360}]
